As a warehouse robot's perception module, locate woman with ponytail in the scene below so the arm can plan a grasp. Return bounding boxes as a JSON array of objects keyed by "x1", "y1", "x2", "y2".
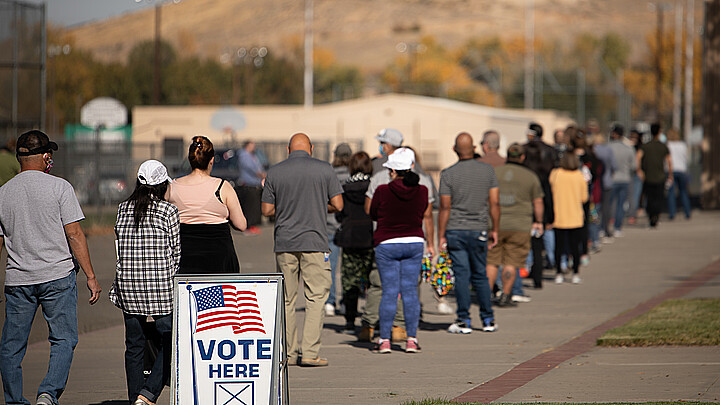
[
  {"x1": 167, "y1": 135, "x2": 247, "y2": 274},
  {"x1": 369, "y1": 147, "x2": 430, "y2": 354},
  {"x1": 110, "y1": 160, "x2": 179, "y2": 405}
]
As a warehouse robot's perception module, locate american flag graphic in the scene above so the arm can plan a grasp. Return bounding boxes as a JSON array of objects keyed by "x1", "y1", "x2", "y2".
[{"x1": 192, "y1": 285, "x2": 266, "y2": 334}]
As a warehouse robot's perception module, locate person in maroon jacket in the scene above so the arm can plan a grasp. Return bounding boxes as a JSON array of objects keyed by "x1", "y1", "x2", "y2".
[{"x1": 368, "y1": 148, "x2": 432, "y2": 354}]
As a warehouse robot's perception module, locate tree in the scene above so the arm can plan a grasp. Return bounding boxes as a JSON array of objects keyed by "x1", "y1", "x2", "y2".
[{"x1": 126, "y1": 40, "x2": 177, "y2": 105}]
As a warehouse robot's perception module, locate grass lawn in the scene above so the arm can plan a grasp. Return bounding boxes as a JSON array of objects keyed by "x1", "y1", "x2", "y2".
[
  {"x1": 597, "y1": 298, "x2": 720, "y2": 346},
  {"x1": 402, "y1": 402, "x2": 715, "y2": 405}
]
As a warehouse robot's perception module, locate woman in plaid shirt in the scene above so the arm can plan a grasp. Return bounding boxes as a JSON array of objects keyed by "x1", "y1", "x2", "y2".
[{"x1": 109, "y1": 160, "x2": 180, "y2": 405}]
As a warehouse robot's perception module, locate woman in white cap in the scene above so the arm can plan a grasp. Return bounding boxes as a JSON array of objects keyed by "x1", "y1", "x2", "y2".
[
  {"x1": 369, "y1": 147, "x2": 431, "y2": 354},
  {"x1": 110, "y1": 160, "x2": 179, "y2": 405}
]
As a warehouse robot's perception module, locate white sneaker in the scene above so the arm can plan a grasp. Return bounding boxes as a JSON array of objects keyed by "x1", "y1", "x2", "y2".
[
  {"x1": 511, "y1": 294, "x2": 532, "y2": 303},
  {"x1": 36, "y1": 394, "x2": 54, "y2": 405},
  {"x1": 447, "y1": 321, "x2": 472, "y2": 334},
  {"x1": 613, "y1": 230, "x2": 623, "y2": 237},
  {"x1": 324, "y1": 303, "x2": 335, "y2": 316},
  {"x1": 437, "y1": 301, "x2": 454, "y2": 314},
  {"x1": 571, "y1": 275, "x2": 582, "y2": 284},
  {"x1": 555, "y1": 274, "x2": 564, "y2": 284},
  {"x1": 482, "y1": 320, "x2": 497, "y2": 332}
]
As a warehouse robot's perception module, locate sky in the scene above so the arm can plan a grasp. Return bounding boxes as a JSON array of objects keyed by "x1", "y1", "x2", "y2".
[{"x1": 24, "y1": 0, "x2": 163, "y2": 27}]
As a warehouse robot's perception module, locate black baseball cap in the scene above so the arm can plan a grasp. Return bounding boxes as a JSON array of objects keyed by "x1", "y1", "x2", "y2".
[{"x1": 16, "y1": 130, "x2": 58, "y2": 156}]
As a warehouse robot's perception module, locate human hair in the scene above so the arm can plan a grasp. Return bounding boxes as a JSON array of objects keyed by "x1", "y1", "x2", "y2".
[
  {"x1": 559, "y1": 152, "x2": 580, "y2": 171},
  {"x1": 650, "y1": 123, "x2": 661, "y2": 137},
  {"x1": 348, "y1": 152, "x2": 372, "y2": 175},
  {"x1": 125, "y1": 180, "x2": 169, "y2": 227},
  {"x1": 529, "y1": 122, "x2": 544, "y2": 139},
  {"x1": 393, "y1": 169, "x2": 420, "y2": 187},
  {"x1": 189, "y1": 135, "x2": 214, "y2": 170},
  {"x1": 506, "y1": 143, "x2": 524, "y2": 163},
  {"x1": 667, "y1": 128, "x2": 681, "y2": 141},
  {"x1": 481, "y1": 131, "x2": 500, "y2": 150},
  {"x1": 332, "y1": 155, "x2": 351, "y2": 168}
]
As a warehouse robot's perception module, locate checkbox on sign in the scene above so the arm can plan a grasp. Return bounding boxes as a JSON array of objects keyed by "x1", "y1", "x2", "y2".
[{"x1": 215, "y1": 381, "x2": 254, "y2": 405}]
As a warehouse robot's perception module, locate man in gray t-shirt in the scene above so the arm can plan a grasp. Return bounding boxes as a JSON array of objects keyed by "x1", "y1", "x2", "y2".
[
  {"x1": 438, "y1": 132, "x2": 500, "y2": 334},
  {"x1": 0, "y1": 130, "x2": 101, "y2": 405},
  {"x1": 261, "y1": 133, "x2": 343, "y2": 367}
]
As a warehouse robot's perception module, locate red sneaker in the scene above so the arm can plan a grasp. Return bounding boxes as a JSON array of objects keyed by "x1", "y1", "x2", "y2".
[{"x1": 244, "y1": 226, "x2": 262, "y2": 236}]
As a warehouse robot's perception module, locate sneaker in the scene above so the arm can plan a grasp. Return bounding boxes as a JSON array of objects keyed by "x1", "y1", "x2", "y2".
[
  {"x1": 244, "y1": 226, "x2": 262, "y2": 236},
  {"x1": 590, "y1": 245, "x2": 602, "y2": 254},
  {"x1": 580, "y1": 255, "x2": 590, "y2": 266},
  {"x1": 495, "y1": 293, "x2": 517, "y2": 307},
  {"x1": 342, "y1": 322, "x2": 355, "y2": 334},
  {"x1": 437, "y1": 300, "x2": 454, "y2": 314},
  {"x1": 598, "y1": 230, "x2": 606, "y2": 238},
  {"x1": 555, "y1": 274, "x2": 564, "y2": 284},
  {"x1": 377, "y1": 338, "x2": 391, "y2": 354},
  {"x1": 300, "y1": 356, "x2": 329, "y2": 367},
  {"x1": 613, "y1": 230, "x2": 624, "y2": 238},
  {"x1": 133, "y1": 397, "x2": 152, "y2": 405},
  {"x1": 324, "y1": 303, "x2": 335, "y2": 316},
  {"x1": 482, "y1": 320, "x2": 497, "y2": 332},
  {"x1": 571, "y1": 275, "x2": 582, "y2": 284},
  {"x1": 602, "y1": 236, "x2": 614, "y2": 244},
  {"x1": 511, "y1": 294, "x2": 532, "y2": 303},
  {"x1": 391, "y1": 326, "x2": 407, "y2": 342},
  {"x1": 36, "y1": 394, "x2": 55, "y2": 405},
  {"x1": 447, "y1": 321, "x2": 472, "y2": 334},
  {"x1": 405, "y1": 337, "x2": 421, "y2": 353},
  {"x1": 357, "y1": 326, "x2": 374, "y2": 342}
]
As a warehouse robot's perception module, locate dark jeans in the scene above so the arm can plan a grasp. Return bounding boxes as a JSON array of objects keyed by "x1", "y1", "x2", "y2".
[
  {"x1": 667, "y1": 171, "x2": 691, "y2": 219},
  {"x1": 123, "y1": 313, "x2": 172, "y2": 404},
  {"x1": 644, "y1": 181, "x2": 665, "y2": 227},
  {"x1": 555, "y1": 227, "x2": 582, "y2": 274},
  {"x1": 238, "y1": 185, "x2": 263, "y2": 227},
  {"x1": 610, "y1": 183, "x2": 629, "y2": 231},
  {"x1": 529, "y1": 234, "x2": 545, "y2": 288},
  {"x1": 445, "y1": 230, "x2": 494, "y2": 325}
]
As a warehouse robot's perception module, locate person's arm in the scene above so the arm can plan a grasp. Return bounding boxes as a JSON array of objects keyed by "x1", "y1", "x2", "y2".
[
  {"x1": 532, "y1": 197, "x2": 544, "y2": 237},
  {"x1": 364, "y1": 196, "x2": 372, "y2": 216},
  {"x1": 665, "y1": 153, "x2": 674, "y2": 183},
  {"x1": 635, "y1": 149, "x2": 645, "y2": 181},
  {"x1": 221, "y1": 181, "x2": 247, "y2": 231},
  {"x1": 168, "y1": 207, "x2": 181, "y2": 273},
  {"x1": 423, "y1": 202, "x2": 435, "y2": 259},
  {"x1": 437, "y1": 194, "x2": 451, "y2": 250},
  {"x1": 64, "y1": 221, "x2": 101, "y2": 305},
  {"x1": 328, "y1": 194, "x2": 343, "y2": 213},
  {"x1": 261, "y1": 202, "x2": 275, "y2": 217},
  {"x1": 488, "y1": 187, "x2": 500, "y2": 250}
]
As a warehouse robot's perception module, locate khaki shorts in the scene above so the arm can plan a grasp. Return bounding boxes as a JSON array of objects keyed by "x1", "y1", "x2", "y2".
[{"x1": 487, "y1": 230, "x2": 531, "y2": 268}]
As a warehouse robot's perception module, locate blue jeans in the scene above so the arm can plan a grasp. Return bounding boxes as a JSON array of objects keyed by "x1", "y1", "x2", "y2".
[
  {"x1": 1, "y1": 272, "x2": 78, "y2": 405},
  {"x1": 610, "y1": 182, "x2": 629, "y2": 231},
  {"x1": 629, "y1": 173, "x2": 644, "y2": 217},
  {"x1": 445, "y1": 230, "x2": 494, "y2": 326},
  {"x1": 123, "y1": 313, "x2": 172, "y2": 404},
  {"x1": 667, "y1": 171, "x2": 691, "y2": 219},
  {"x1": 326, "y1": 233, "x2": 340, "y2": 306},
  {"x1": 375, "y1": 243, "x2": 423, "y2": 340}
]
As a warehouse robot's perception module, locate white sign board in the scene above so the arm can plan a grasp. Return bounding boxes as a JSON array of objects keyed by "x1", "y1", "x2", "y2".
[
  {"x1": 80, "y1": 97, "x2": 128, "y2": 129},
  {"x1": 173, "y1": 275, "x2": 287, "y2": 405}
]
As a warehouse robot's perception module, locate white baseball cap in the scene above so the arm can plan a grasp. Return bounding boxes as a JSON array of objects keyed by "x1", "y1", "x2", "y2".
[
  {"x1": 382, "y1": 147, "x2": 415, "y2": 171},
  {"x1": 137, "y1": 160, "x2": 172, "y2": 186}
]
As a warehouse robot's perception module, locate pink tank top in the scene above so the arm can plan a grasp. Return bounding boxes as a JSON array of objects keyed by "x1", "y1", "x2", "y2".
[{"x1": 168, "y1": 178, "x2": 229, "y2": 224}]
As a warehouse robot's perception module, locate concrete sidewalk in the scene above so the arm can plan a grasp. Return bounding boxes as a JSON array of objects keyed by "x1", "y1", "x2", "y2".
[{"x1": 4, "y1": 211, "x2": 720, "y2": 404}]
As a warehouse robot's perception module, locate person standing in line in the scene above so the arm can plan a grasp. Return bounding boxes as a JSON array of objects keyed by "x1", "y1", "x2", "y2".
[
  {"x1": 592, "y1": 132, "x2": 617, "y2": 242},
  {"x1": 325, "y1": 143, "x2": 352, "y2": 316},
  {"x1": 0, "y1": 138, "x2": 20, "y2": 187},
  {"x1": 334, "y1": 152, "x2": 374, "y2": 333},
  {"x1": 167, "y1": 135, "x2": 247, "y2": 274},
  {"x1": 550, "y1": 153, "x2": 589, "y2": 284},
  {"x1": 477, "y1": 130, "x2": 505, "y2": 168},
  {"x1": 627, "y1": 129, "x2": 645, "y2": 225},
  {"x1": 370, "y1": 148, "x2": 430, "y2": 353},
  {"x1": 0, "y1": 130, "x2": 102, "y2": 405},
  {"x1": 636, "y1": 123, "x2": 672, "y2": 228},
  {"x1": 372, "y1": 128, "x2": 404, "y2": 174},
  {"x1": 360, "y1": 131, "x2": 436, "y2": 342},
  {"x1": 666, "y1": 128, "x2": 691, "y2": 220},
  {"x1": 237, "y1": 140, "x2": 266, "y2": 236},
  {"x1": 607, "y1": 124, "x2": 636, "y2": 237},
  {"x1": 486, "y1": 144, "x2": 544, "y2": 307},
  {"x1": 261, "y1": 133, "x2": 343, "y2": 367},
  {"x1": 523, "y1": 122, "x2": 557, "y2": 289},
  {"x1": 110, "y1": 160, "x2": 179, "y2": 405},
  {"x1": 438, "y1": 133, "x2": 500, "y2": 334}
]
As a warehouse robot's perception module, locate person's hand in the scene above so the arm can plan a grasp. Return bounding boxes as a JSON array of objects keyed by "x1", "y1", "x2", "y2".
[
  {"x1": 488, "y1": 231, "x2": 498, "y2": 250},
  {"x1": 427, "y1": 244, "x2": 436, "y2": 260},
  {"x1": 532, "y1": 222, "x2": 544, "y2": 237},
  {"x1": 636, "y1": 170, "x2": 645, "y2": 182},
  {"x1": 439, "y1": 237, "x2": 447, "y2": 252},
  {"x1": 545, "y1": 223, "x2": 553, "y2": 230},
  {"x1": 86, "y1": 277, "x2": 102, "y2": 305}
]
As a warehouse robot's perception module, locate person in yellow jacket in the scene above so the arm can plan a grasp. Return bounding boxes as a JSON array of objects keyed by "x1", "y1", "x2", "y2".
[{"x1": 549, "y1": 153, "x2": 588, "y2": 284}]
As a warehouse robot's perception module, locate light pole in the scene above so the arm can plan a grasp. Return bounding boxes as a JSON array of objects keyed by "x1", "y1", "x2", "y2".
[
  {"x1": 649, "y1": 1, "x2": 672, "y2": 121},
  {"x1": 524, "y1": 0, "x2": 535, "y2": 110},
  {"x1": 304, "y1": 0, "x2": 313, "y2": 109}
]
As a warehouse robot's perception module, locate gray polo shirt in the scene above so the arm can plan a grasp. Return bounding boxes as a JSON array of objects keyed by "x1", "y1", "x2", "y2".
[
  {"x1": 609, "y1": 140, "x2": 636, "y2": 184},
  {"x1": 262, "y1": 150, "x2": 343, "y2": 253},
  {"x1": 439, "y1": 159, "x2": 498, "y2": 231},
  {"x1": 0, "y1": 170, "x2": 84, "y2": 286}
]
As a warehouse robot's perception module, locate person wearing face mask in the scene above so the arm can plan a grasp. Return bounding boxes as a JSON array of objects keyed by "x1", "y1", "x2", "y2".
[{"x1": 0, "y1": 130, "x2": 102, "y2": 405}]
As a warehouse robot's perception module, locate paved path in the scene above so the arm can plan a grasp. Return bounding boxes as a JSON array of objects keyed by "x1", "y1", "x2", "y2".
[{"x1": 2, "y1": 211, "x2": 719, "y2": 404}]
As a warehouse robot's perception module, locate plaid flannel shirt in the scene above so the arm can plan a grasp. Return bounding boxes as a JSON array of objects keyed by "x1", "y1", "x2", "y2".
[{"x1": 109, "y1": 199, "x2": 180, "y2": 316}]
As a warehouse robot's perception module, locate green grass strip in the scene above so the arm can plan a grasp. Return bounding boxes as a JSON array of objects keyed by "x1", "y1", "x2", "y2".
[{"x1": 597, "y1": 298, "x2": 720, "y2": 346}]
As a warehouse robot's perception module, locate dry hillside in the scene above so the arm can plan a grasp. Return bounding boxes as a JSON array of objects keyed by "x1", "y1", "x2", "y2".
[{"x1": 67, "y1": 0, "x2": 669, "y2": 72}]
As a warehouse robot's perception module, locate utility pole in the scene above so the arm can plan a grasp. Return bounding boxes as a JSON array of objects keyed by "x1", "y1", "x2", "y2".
[
  {"x1": 702, "y1": 0, "x2": 720, "y2": 208},
  {"x1": 672, "y1": 0, "x2": 683, "y2": 130},
  {"x1": 653, "y1": 2, "x2": 671, "y2": 121},
  {"x1": 153, "y1": 3, "x2": 161, "y2": 105},
  {"x1": 304, "y1": 0, "x2": 314, "y2": 109},
  {"x1": 524, "y1": 0, "x2": 534, "y2": 110},
  {"x1": 683, "y1": 0, "x2": 694, "y2": 140}
]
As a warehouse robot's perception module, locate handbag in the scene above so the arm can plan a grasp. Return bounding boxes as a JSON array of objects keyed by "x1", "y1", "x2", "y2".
[{"x1": 422, "y1": 250, "x2": 454, "y2": 296}]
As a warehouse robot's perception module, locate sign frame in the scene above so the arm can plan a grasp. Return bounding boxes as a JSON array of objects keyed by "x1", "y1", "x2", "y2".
[{"x1": 172, "y1": 274, "x2": 289, "y2": 405}]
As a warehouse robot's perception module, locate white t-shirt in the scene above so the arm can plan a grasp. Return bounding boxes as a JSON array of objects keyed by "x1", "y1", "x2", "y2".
[
  {"x1": 667, "y1": 141, "x2": 688, "y2": 173},
  {"x1": 0, "y1": 170, "x2": 84, "y2": 285}
]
